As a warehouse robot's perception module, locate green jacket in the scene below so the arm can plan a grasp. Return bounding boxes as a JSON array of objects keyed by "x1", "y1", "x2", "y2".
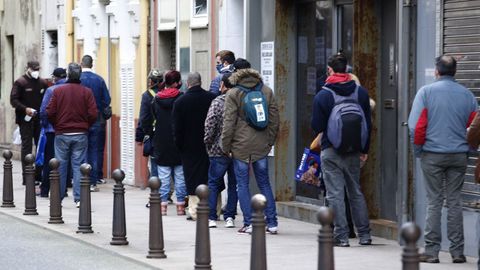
[{"x1": 221, "y1": 68, "x2": 279, "y2": 163}]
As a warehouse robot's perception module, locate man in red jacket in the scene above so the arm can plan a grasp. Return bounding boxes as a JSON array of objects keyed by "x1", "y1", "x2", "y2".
[{"x1": 46, "y1": 63, "x2": 97, "y2": 207}]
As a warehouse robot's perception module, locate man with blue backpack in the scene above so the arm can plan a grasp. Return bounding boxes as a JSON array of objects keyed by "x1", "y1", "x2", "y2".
[
  {"x1": 221, "y1": 67, "x2": 279, "y2": 234},
  {"x1": 311, "y1": 54, "x2": 372, "y2": 247}
]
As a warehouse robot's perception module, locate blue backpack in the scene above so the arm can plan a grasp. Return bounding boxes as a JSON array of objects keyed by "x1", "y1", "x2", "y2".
[
  {"x1": 324, "y1": 85, "x2": 368, "y2": 154},
  {"x1": 237, "y1": 83, "x2": 269, "y2": 130}
]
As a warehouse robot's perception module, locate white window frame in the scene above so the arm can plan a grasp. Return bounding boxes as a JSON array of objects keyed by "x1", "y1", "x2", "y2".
[
  {"x1": 190, "y1": 0, "x2": 208, "y2": 29},
  {"x1": 158, "y1": 0, "x2": 177, "y2": 31}
]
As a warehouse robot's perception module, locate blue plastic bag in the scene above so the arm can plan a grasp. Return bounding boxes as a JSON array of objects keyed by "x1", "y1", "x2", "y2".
[
  {"x1": 35, "y1": 128, "x2": 47, "y2": 166},
  {"x1": 295, "y1": 148, "x2": 322, "y2": 187}
]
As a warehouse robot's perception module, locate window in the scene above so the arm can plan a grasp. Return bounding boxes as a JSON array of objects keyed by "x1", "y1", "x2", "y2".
[{"x1": 190, "y1": 0, "x2": 208, "y2": 28}]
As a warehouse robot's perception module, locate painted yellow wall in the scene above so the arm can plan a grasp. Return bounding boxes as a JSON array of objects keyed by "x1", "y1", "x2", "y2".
[
  {"x1": 65, "y1": 0, "x2": 74, "y2": 64},
  {"x1": 134, "y1": 0, "x2": 149, "y2": 117},
  {"x1": 110, "y1": 42, "x2": 120, "y2": 115},
  {"x1": 95, "y1": 38, "x2": 109, "y2": 80}
]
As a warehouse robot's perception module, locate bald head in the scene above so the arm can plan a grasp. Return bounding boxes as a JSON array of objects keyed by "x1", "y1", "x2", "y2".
[
  {"x1": 435, "y1": 55, "x2": 456, "y2": 77},
  {"x1": 187, "y1": 72, "x2": 202, "y2": 88}
]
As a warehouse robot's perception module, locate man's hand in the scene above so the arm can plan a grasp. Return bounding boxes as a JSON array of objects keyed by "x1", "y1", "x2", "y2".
[
  {"x1": 360, "y1": 154, "x2": 368, "y2": 162},
  {"x1": 25, "y1": 107, "x2": 35, "y2": 116}
]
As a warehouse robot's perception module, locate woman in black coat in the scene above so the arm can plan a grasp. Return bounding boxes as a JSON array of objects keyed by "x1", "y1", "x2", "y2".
[
  {"x1": 152, "y1": 70, "x2": 187, "y2": 216},
  {"x1": 172, "y1": 72, "x2": 216, "y2": 220}
]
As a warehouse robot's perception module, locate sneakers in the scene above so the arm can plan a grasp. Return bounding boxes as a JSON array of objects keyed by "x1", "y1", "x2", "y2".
[
  {"x1": 224, "y1": 217, "x2": 235, "y2": 228},
  {"x1": 452, "y1": 255, "x2": 466, "y2": 263},
  {"x1": 419, "y1": 253, "x2": 439, "y2": 263},
  {"x1": 90, "y1": 185, "x2": 99, "y2": 192},
  {"x1": 96, "y1": 179, "x2": 107, "y2": 184},
  {"x1": 75, "y1": 201, "x2": 80, "y2": 208},
  {"x1": 208, "y1": 220, "x2": 217, "y2": 228},
  {"x1": 359, "y1": 239, "x2": 372, "y2": 245},
  {"x1": 266, "y1": 226, "x2": 278, "y2": 235},
  {"x1": 334, "y1": 239, "x2": 350, "y2": 247},
  {"x1": 237, "y1": 225, "x2": 252, "y2": 234}
]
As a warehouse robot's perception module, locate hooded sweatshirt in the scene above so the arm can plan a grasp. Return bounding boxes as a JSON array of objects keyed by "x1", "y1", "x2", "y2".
[
  {"x1": 311, "y1": 79, "x2": 372, "y2": 153},
  {"x1": 152, "y1": 87, "x2": 183, "y2": 166}
]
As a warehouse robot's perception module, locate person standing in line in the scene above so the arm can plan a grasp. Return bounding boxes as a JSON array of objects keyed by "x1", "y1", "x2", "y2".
[
  {"x1": 204, "y1": 73, "x2": 238, "y2": 229},
  {"x1": 173, "y1": 72, "x2": 216, "y2": 220},
  {"x1": 38, "y1": 67, "x2": 67, "y2": 197},
  {"x1": 408, "y1": 55, "x2": 475, "y2": 264},
  {"x1": 80, "y1": 55, "x2": 111, "y2": 192},
  {"x1": 46, "y1": 63, "x2": 98, "y2": 207},
  {"x1": 209, "y1": 50, "x2": 235, "y2": 96},
  {"x1": 151, "y1": 70, "x2": 187, "y2": 216},
  {"x1": 311, "y1": 54, "x2": 372, "y2": 246},
  {"x1": 10, "y1": 60, "x2": 49, "y2": 185},
  {"x1": 221, "y1": 67, "x2": 280, "y2": 234}
]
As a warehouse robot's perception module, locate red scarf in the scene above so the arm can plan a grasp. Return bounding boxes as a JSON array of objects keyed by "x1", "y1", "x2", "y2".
[
  {"x1": 325, "y1": 73, "x2": 352, "y2": 84},
  {"x1": 157, "y1": 87, "x2": 180, "y2": 99}
]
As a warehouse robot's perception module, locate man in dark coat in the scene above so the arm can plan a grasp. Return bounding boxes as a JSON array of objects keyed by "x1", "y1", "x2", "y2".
[{"x1": 173, "y1": 72, "x2": 216, "y2": 220}]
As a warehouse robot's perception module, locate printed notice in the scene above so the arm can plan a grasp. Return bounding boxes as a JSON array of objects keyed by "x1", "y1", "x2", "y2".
[{"x1": 260, "y1": 41, "x2": 275, "y2": 156}]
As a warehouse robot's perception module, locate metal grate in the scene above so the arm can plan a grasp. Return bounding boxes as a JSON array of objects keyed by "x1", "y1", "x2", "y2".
[{"x1": 443, "y1": 0, "x2": 480, "y2": 209}]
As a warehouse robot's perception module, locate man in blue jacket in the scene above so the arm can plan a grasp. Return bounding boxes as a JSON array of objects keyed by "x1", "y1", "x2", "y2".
[
  {"x1": 408, "y1": 55, "x2": 476, "y2": 264},
  {"x1": 80, "y1": 55, "x2": 111, "y2": 192},
  {"x1": 209, "y1": 50, "x2": 235, "y2": 96},
  {"x1": 311, "y1": 54, "x2": 372, "y2": 247}
]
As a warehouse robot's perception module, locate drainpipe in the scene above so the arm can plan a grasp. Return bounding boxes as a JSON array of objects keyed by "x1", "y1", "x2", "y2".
[
  {"x1": 106, "y1": 13, "x2": 112, "y2": 179},
  {"x1": 153, "y1": 0, "x2": 158, "y2": 67},
  {"x1": 397, "y1": 0, "x2": 415, "y2": 238}
]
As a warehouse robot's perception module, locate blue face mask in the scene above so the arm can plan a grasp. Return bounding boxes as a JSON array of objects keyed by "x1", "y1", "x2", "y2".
[{"x1": 216, "y1": 63, "x2": 223, "y2": 73}]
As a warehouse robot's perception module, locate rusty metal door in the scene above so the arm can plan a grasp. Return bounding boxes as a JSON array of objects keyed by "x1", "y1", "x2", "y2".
[{"x1": 379, "y1": 0, "x2": 398, "y2": 221}]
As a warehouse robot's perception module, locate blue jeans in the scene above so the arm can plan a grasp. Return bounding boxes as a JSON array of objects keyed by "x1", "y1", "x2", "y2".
[
  {"x1": 40, "y1": 132, "x2": 55, "y2": 196},
  {"x1": 55, "y1": 134, "x2": 88, "y2": 202},
  {"x1": 321, "y1": 148, "x2": 371, "y2": 242},
  {"x1": 233, "y1": 157, "x2": 277, "y2": 228},
  {"x1": 157, "y1": 165, "x2": 186, "y2": 203},
  {"x1": 87, "y1": 122, "x2": 106, "y2": 185},
  {"x1": 208, "y1": 156, "x2": 238, "y2": 221}
]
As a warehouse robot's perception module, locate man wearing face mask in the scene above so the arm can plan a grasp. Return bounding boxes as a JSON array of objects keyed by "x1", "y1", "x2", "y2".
[
  {"x1": 10, "y1": 60, "x2": 48, "y2": 185},
  {"x1": 209, "y1": 50, "x2": 235, "y2": 96}
]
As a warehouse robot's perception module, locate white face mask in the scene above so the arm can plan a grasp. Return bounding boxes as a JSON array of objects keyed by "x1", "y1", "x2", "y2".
[{"x1": 30, "y1": 70, "x2": 40, "y2": 79}]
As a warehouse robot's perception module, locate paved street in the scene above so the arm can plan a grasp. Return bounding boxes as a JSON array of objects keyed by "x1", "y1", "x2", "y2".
[
  {"x1": 0, "y1": 213, "x2": 154, "y2": 270},
  {"x1": 0, "y1": 159, "x2": 477, "y2": 270}
]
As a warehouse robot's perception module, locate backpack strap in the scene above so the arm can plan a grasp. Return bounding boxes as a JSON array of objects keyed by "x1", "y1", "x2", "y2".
[
  {"x1": 148, "y1": 89, "x2": 156, "y2": 97},
  {"x1": 323, "y1": 85, "x2": 360, "y2": 105}
]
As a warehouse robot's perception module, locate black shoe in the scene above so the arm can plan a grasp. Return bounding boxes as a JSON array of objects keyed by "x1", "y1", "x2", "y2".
[
  {"x1": 452, "y1": 255, "x2": 466, "y2": 263},
  {"x1": 145, "y1": 202, "x2": 150, "y2": 208},
  {"x1": 334, "y1": 239, "x2": 350, "y2": 247},
  {"x1": 419, "y1": 253, "x2": 439, "y2": 263},
  {"x1": 359, "y1": 239, "x2": 372, "y2": 245},
  {"x1": 349, "y1": 232, "x2": 357, "y2": 238}
]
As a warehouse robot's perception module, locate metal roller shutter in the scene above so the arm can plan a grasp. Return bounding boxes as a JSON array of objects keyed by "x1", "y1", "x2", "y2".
[{"x1": 443, "y1": 0, "x2": 480, "y2": 209}]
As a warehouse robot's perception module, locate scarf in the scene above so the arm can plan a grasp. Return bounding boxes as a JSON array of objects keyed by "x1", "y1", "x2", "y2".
[
  {"x1": 157, "y1": 87, "x2": 180, "y2": 99},
  {"x1": 325, "y1": 73, "x2": 352, "y2": 84}
]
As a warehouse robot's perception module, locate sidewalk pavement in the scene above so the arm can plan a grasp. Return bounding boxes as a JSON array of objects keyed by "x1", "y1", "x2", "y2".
[{"x1": 0, "y1": 159, "x2": 477, "y2": 270}]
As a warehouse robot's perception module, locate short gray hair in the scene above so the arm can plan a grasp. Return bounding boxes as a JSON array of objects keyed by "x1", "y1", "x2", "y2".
[
  {"x1": 67, "y1": 63, "x2": 82, "y2": 80},
  {"x1": 187, "y1": 72, "x2": 202, "y2": 87}
]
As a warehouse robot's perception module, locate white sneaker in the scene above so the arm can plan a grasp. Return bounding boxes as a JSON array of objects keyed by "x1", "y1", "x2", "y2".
[
  {"x1": 224, "y1": 217, "x2": 235, "y2": 228},
  {"x1": 90, "y1": 185, "x2": 99, "y2": 192},
  {"x1": 266, "y1": 226, "x2": 278, "y2": 234},
  {"x1": 76, "y1": 201, "x2": 80, "y2": 208},
  {"x1": 208, "y1": 220, "x2": 217, "y2": 228}
]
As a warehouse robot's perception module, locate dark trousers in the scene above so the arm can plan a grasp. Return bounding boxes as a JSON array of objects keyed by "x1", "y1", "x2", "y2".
[
  {"x1": 19, "y1": 119, "x2": 42, "y2": 184},
  {"x1": 40, "y1": 132, "x2": 55, "y2": 196}
]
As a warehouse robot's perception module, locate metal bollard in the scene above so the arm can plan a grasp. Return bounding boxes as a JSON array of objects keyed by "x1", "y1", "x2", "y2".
[
  {"x1": 250, "y1": 194, "x2": 267, "y2": 270},
  {"x1": 48, "y1": 158, "x2": 63, "y2": 224},
  {"x1": 2, "y1": 150, "x2": 14, "y2": 208},
  {"x1": 317, "y1": 206, "x2": 334, "y2": 270},
  {"x1": 194, "y1": 184, "x2": 211, "y2": 270},
  {"x1": 110, "y1": 169, "x2": 128, "y2": 245},
  {"x1": 400, "y1": 222, "x2": 421, "y2": 270},
  {"x1": 146, "y1": 176, "x2": 167, "y2": 258},
  {"x1": 77, "y1": 163, "x2": 93, "y2": 233},
  {"x1": 23, "y1": 154, "x2": 38, "y2": 215}
]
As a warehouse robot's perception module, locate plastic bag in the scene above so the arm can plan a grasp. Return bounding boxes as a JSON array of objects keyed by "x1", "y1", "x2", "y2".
[
  {"x1": 295, "y1": 148, "x2": 322, "y2": 187},
  {"x1": 12, "y1": 127, "x2": 21, "y2": 145},
  {"x1": 35, "y1": 128, "x2": 46, "y2": 166}
]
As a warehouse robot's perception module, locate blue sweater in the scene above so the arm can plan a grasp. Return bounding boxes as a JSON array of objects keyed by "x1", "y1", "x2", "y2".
[
  {"x1": 408, "y1": 76, "x2": 478, "y2": 154},
  {"x1": 209, "y1": 65, "x2": 234, "y2": 96},
  {"x1": 311, "y1": 80, "x2": 372, "y2": 153},
  {"x1": 39, "y1": 79, "x2": 66, "y2": 133},
  {"x1": 80, "y1": 71, "x2": 111, "y2": 121}
]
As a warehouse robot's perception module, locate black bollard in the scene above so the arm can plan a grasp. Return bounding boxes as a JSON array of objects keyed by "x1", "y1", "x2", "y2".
[
  {"x1": 317, "y1": 206, "x2": 334, "y2": 270},
  {"x1": 2, "y1": 150, "x2": 14, "y2": 208},
  {"x1": 194, "y1": 184, "x2": 211, "y2": 270},
  {"x1": 146, "y1": 176, "x2": 167, "y2": 258},
  {"x1": 401, "y1": 222, "x2": 421, "y2": 270},
  {"x1": 48, "y1": 158, "x2": 63, "y2": 224},
  {"x1": 77, "y1": 163, "x2": 93, "y2": 233},
  {"x1": 250, "y1": 194, "x2": 267, "y2": 270},
  {"x1": 23, "y1": 154, "x2": 38, "y2": 215},
  {"x1": 110, "y1": 169, "x2": 128, "y2": 245}
]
